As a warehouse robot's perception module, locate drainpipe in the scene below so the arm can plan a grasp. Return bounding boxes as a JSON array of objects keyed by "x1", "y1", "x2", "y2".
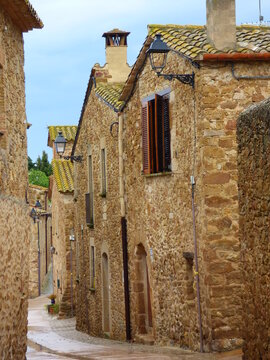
[
  {"x1": 118, "y1": 112, "x2": 131, "y2": 341},
  {"x1": 70, "y1": 240, "x2": 73, "y2": 317},
  {"x1": 191, "y1": 177, "x2": 203, "y2": 352},
  {"x1": 37, "y1": 219, "x2": 41, "y2": 296},
  {"x1": 191, "y1": 91, "x2": 203, "y2": 352},
  {"x1": 45, "y1": 192, "x2": 48, "y2": 273}
]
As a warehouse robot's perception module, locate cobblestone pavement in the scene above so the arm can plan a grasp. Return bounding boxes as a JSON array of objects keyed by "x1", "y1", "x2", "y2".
[{"x1": 27, "y1": 296, "x2": 242, "y2": 360}]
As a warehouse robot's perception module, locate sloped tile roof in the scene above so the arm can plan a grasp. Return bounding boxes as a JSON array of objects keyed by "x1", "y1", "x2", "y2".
[
  {"x1": 29, "y1": 184, "x2": 48, "y2": 191},
  {"x1": 148, "y1": 24, "x2": 270, "y2": 59},
  {"x1": 52, "y1": 160, "x2": 74, "y2": 193},
  {"x1": 119, "y1": 24, "x2": 270, "y2": 105},
  {"x1": 48, "y1": 125, "x2": 77, "y2": 145},
  {"x1": 0, "y1": 0, "x2": 43, "y2": 32},
  {"x1": 95, "y1": 83, "x2": 125, "y2": 111}
]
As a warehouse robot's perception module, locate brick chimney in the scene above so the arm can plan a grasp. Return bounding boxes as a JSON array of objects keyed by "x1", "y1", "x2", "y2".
[
  {"x1": 102, "y1": 29, "x2": 131, "y2": 83},
  {"x1": 206, "y1": 0, "x2": 236, "y2": 50}
]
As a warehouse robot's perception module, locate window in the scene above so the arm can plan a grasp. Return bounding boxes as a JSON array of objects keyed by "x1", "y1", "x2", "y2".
[
  {"x1": 142, "y1": 93, "x2": 171, "y2": 174},
  {"x1": 86, "y1": 153, "x2": 94, "y2": 227},
  {"x1": 89, "y1": 244, "x2": 95, "y2": 289},
  {"x1": 101, "y1": 148, "x2": 107, "y2": 196}
]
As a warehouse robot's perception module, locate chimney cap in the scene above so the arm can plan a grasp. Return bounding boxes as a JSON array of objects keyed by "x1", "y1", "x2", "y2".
[{"x1": 102, "y1": 28, "x2": 130, "y2": 37}]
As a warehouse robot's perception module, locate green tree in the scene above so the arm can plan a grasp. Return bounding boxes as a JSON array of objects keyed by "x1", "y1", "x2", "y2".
[
  {"x1": 36, "y1": 151, "x2": 52, "y2": 177},
  {"x1": 28, "y1": 156, "x2": 36, "y2": 171},
  {"x1": 29, "y1": 169, "x2": 49, "y2": 188}
]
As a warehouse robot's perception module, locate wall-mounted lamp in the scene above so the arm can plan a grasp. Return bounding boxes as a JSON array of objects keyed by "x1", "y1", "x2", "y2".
[
  {"x1": 147, "y1": 34, "x2": 195, "y2": 88},
  {"x1": 54, "y1": 131, "x2": 83, "y2": 162},
  {"x1": 69, "y1": 228, "x2": 75, "y2": 241},
  {"x1": 30, "y1": 200, "x2": 42, "y2": 223}
]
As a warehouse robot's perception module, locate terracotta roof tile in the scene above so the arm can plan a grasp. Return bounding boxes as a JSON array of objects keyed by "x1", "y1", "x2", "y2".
[
  {"x1": 52, "y1": 160, "x2": 74, "y2": 193},
  {"x1": 95, "y1": 83, "x2": 125, "y2": 111},
  {"x1": 48, "y1": 126, "x2": 77, "y2": 143},
  {"x1": 148, "y1": 24, "x2": 270, "y2": 58}
]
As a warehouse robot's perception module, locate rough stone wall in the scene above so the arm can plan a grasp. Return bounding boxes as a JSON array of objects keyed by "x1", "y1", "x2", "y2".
[
  {"x1": 74, "y1": 89, "x2": 126, "y2": 340},
  {"x1": 237, "y1": 98, "x2": 270, "y2": 360},
  {"x1": 51, "y1": 180, "x2": 75, "y2": 317},
  {"x1": 0, "y1": 8, "x2": 28, "y2": 200},
  {"x1": 195, "y1": 61, "x2": 270, "y2": 351},
  {"x1": 0, "y1": 7, "x2": 31, "y2": 359},
  {"x1": 123, "y1": 55, "x2": 199, "y2": 349},
  {"x1": 123, "y1": 52, "x2": 270, "y2": 352},
  {"x1": 28, "y1": 185, "x2": 52, "y2": 298},
  {"x1": 0, "y1": 195, "x2": 30, "y2": 359}
]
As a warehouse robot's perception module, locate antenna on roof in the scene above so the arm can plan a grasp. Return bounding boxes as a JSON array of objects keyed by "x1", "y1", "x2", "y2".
[{"x1": 259, "y1": 0, "x2": 264, "y2": 24}]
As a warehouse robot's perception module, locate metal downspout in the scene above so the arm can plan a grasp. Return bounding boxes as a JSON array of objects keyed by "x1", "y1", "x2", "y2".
[
  {"x1": 192, "y1": 180, "x2": 203, "y2": 352},
  {"x1": 70, "y1": 241, "x2": 73, "y2": 317},
  {"x1": 37, "y1": 220, "x2": 41, "y2": 296},
  {"x1": 192, "y1": 90, "x2": 203, "y2": 352},
  {"x1": 118, "y1": 112, "x2": 131, "y2": 341},
  {"x1": 231, "y1": 62, "x2": 270, "y2": 81}
]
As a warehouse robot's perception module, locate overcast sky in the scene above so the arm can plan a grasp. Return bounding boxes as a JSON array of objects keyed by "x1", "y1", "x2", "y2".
[{"x1": 25, "y1": 0, "x2": 270, "y2": 161}]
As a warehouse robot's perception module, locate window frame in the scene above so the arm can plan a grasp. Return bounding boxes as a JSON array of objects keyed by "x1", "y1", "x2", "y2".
[
  {"x1": 141, "y1": 90, "x2": 171, "y2": 175},
  {"x1": 86, "y1": 146, "x2": 94, "y2": 227},
  {"x1": 89, "y1": 240, "x2": 96, "y2": 291},
  {"x1": 100, "y1": 147, "x2": 107, "y2": 197}
]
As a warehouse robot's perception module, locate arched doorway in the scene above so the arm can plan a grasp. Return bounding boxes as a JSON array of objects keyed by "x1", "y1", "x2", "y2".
[
  {"x1": 102, "y1": 252, "x2": 110, "y2": 333},
  {"x1": 134, "y1": 244, "x2": 153, "y2": 335}
]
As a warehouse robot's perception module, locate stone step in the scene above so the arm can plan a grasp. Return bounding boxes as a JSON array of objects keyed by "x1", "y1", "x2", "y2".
[{"x1": 134, "y1": 333, "x2": 155, "y2": 346}]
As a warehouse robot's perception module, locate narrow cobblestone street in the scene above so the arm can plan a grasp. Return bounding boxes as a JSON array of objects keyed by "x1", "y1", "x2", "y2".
[{"x1": 27, "y1": 296, "x2": 242, "y2": 360}]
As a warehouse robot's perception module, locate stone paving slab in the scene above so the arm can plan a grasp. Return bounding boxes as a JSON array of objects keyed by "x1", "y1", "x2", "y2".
[{"x1": 27, "y1": 296, "x2": 242, "y2": 360}]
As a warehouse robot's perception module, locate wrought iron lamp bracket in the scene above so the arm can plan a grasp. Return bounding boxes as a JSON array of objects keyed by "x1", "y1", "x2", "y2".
[
  {"x1": 61, "y1": 155, "x2": 83, "y2": 163},
  {"x1": 157, "y1": 71, "x2": 195, "y2": 88}
]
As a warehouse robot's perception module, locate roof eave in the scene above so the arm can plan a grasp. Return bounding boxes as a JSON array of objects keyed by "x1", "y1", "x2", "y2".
[
  {"x1": 0, "y1": 0, "x2": 43, "y2": 32},
  {"x1": 72, "y1": 69, "x2": 95, "y2": 156}
]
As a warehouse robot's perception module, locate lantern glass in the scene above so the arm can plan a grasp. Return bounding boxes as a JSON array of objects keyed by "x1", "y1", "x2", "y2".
[
  {"x1": 35, "y1": 200, "x2": 42, "y2": 208},
  {"x1": 147, "y1": 34, "x2": 170, "y2": 75},
  {"x1": 54, "y1": 131, "x2": 67, "y2": 156},
  {"x1": 149, "y1": 52, "x2": 168, "y2": 75}
]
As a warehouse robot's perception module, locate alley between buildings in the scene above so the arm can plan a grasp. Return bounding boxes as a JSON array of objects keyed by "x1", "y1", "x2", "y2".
[{"x1": 27, "y1": 296, "x2": 242, "y2": 360}]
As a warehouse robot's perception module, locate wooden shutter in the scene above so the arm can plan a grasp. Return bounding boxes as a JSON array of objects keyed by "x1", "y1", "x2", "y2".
[
  {"x1": 142, "y1": 103, "x2": 150, "y2": 174},
  {"x1": 163, "y1": 96, "x2": 171, "y2": 171},
  {"x1": 156, "y1": 94, "x2": 165, "y2": 172}
]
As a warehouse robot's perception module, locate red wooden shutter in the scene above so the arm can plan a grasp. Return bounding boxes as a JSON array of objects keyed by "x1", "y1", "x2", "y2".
[
  {"x1": 142, "y1": 103, "x2": 150, "y2": 174},
  {"x1": 163, "y1": 96, "x2": 171, "y2": 171}
]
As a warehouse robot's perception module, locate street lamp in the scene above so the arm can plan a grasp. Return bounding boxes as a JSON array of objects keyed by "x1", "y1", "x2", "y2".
[
  {"x1": 30, "y1": 200, "x2": 42, "y2": 223},
  {"x1": 54, "y1": 131, "x2": 83, "y2": 162},
  {"x1": 147, "y1": 34, "x2": 195, "y2": 88},
  {"x1": 54, "y1": 131, "x2": 66, "y2": 156}
]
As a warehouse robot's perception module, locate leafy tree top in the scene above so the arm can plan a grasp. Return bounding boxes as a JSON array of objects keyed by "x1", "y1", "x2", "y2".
[{"x1": 29, "y1": 169, "x2": 49, "y2": 188}]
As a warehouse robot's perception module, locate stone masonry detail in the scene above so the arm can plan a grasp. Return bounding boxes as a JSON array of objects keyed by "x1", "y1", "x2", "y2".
[
  {"x1": 0, "y1": 3, "x2": 42, "y2": 358},
  {"x1": 237, "y1": 98, "x2": 270, "y2": 360},
  {"x1": 122, "y1": 50, "x2": 270, "y2": 351},
  {"x1": 74, "y1": 89, "x2": 126, "y2": 340}
]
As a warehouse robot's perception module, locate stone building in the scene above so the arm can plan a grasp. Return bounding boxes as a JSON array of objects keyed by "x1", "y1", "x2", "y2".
[
  {"x1": 72, "y1": 29, "x2": 131, "y2": 340},
  {"x1": 117, "y1": 0, "x2": 270, "y2": 352},
  {"x1": 28, "y1": 184, "x2": 52, "y2": 298},
  {"x1": 48, "y1": 125, "x2": 76, "y2": 317},
  {"x1": 237, "y1": 98, "x2": 270, "y2": 360},
  {"x1": 0, "y1": 1, "x2": 42, "y2": 358},
  {"x1": 71, "y1": 0, "x2": 270, "y2": 354}
]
